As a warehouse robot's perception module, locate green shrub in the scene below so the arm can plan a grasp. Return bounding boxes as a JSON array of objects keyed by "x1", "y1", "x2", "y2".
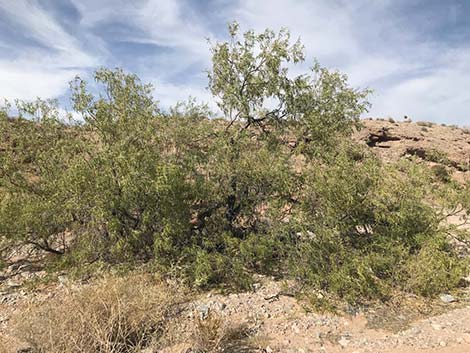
[
  {"x1": 285, "y1": 154, "x2": 466, "y2": 303},
  {"x1": 403, "y1": 237, "x2": 467, "y2": 296},
  {"x1": 432, "y1": 165, "x2": 452, "y2": 183},
  {"x1": 425, "y1": 149, "x2": 451, "y2": 164}
]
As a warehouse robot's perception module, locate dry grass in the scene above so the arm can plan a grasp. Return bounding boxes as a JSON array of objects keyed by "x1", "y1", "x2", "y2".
[
  {"x1": 12, "y1": 274, "x2": 187, "y2": 353},
  {"x1": 416, "y1": 121, "x2": 434, "y2": 128},
  {"x1": 193, "y1": 311, "x2": 255, "y2": 353},
  {"x1": 365, "y1": 292, "x2": 452, "y2": 332}
]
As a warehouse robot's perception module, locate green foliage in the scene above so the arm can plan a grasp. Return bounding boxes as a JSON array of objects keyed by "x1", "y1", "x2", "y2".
[
  {"x1": 403, "y1": 237, "x2": 467, "y2": 296},
  {"x1": 0, "y1": 101, "x2": 81, "y2": 255},
  {"x1": 425, "y1": 148, "x2": 451, "y2": 164},
  {"x1": 208, "y1": 22, "x2": 305, "y2": 129},
  {"x1": 431, "y1": 164, "x2": 452, "y2": 183},
  {"x1": 287, "y1": 155, "x2": 466, "y2": 302},
  {"x1": 0, "y1": 23, "x2": 467, "y2": 305}
]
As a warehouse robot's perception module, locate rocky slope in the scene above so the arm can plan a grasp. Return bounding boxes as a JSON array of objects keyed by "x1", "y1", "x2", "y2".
[{"x1": 355, "y1": 119, "x2": 470, "y2": 183}]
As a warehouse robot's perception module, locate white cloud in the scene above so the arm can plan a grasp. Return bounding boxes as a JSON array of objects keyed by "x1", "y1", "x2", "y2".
[
  {"x1": 369, "y1": 49, "x2": 470, "y2": 124},
  {"x1": 0, "y1": 0, "x2": 99, "y2": 100},
  {"x1": 151, "y1": 80, "x2": 214, "y2": 111},
  {"x1": 71, "y1": 0, "x2": 214, "y2": 104},
  {"x1": 0, "y1": 60, "x2": 78, "y2": 101},
  {"x1": 72, "y1": 0, "x2": 211, "y2": 57},
  {"x1": 0, "y1": 0, "x2": 96, "y2": 67}
]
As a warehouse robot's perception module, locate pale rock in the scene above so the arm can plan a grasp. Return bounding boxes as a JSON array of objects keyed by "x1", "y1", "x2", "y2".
[
  {"x1": 338, "y1": 337, "x2": 350, "y2": 347},
  {"x1": 439, "y1": 294, "x2": 456, "y2": 303},
  {"x1": 196, "y1": 304, "x2": 210, "y2": 320}
]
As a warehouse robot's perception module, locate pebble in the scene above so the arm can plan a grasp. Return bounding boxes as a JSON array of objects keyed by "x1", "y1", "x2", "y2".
[
  {"x1": 338, "y1": 337, "x2": 350, "y2": 347},
  {"x1": 214, "y1": 301, "x2": 226, "y2": 311},
  {"x1": 196, "y1": 304, "x2": 210, "y2": 320},
  {"x1": 440, "y1": 294, "x2": 456, "y2": 303}
]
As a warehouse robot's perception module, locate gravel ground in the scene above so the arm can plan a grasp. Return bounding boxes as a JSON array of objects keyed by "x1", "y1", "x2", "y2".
[{"x1": 1, "y1": 266, "x2": 470, "y2": 353}]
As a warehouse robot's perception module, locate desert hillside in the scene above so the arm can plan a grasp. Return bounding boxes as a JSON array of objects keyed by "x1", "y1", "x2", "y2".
[
  {"x1": 1, "y1": 118, "x2": 469, "y2": 353},
  {"x1": 1, "y1": 3, "x2": 469, "y2": 352}
]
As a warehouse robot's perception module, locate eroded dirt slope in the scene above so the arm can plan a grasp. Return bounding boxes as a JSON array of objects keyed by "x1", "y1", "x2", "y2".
[{"x1": 355, "y1": 119, "x2": 470, "y2": 182}]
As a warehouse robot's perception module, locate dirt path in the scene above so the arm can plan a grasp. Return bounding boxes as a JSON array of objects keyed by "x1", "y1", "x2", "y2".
[{"x1": 181, "y1": 276, "x2": 470, "y2": 353}]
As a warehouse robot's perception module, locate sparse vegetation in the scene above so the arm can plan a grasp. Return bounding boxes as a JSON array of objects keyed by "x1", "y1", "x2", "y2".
[
  {"x1": 431, "y1": 164, "x2": 452, "y2": 183},
  {"x1": 417, "y1": 121, "x2": 434, "y2": 128},
  {"x1": 0, "y1": 22, "x2": 468, "y2": 307}
]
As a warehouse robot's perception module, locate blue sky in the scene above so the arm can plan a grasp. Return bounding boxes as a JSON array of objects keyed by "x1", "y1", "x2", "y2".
[{"x1": 0, "y1": 0, "x2": 469, "y2": 125}]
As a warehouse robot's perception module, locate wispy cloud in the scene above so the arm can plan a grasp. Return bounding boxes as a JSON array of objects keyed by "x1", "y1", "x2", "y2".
[
  {"x1": 0, "y1": 0, "x2": 468, "y2": 124},
  {"x1": 68, "y1": 0, "x2": 214, "y2": 107},
  {"x1": 0, "y1": 0, "x2": 100, "y2": 100}
]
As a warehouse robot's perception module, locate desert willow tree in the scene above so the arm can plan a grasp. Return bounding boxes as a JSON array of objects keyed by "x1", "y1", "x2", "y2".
[
  {"x1": 203, "y1": 21, "x2": 371, "y2": 241},
  {"x1": 0, "y1": 22, "x2": 370, "y2": 268},
  {"x1": 208, "y1": 22, "x2": 371, "y2": 150}
]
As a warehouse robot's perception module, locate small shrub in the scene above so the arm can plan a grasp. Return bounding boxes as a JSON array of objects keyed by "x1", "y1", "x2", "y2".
[
  {"x1": 403, "y1": 238, "x2": 467, "y2": 296},
  {"x1": 193, "y1": 312, "x2": 253, "y2": 353},
  {"x1": 417, "y1": 121, "x2": 434, "y2": 128},
  {"x1": 432, "y1": 165, "x2": 452, "y2": 183},
  {"x1": 458, "y1": 163, "x2": 470, "y2": 172},
  {"x1": 425, "y1": 149, "x2": 451, "y2": 164}
]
